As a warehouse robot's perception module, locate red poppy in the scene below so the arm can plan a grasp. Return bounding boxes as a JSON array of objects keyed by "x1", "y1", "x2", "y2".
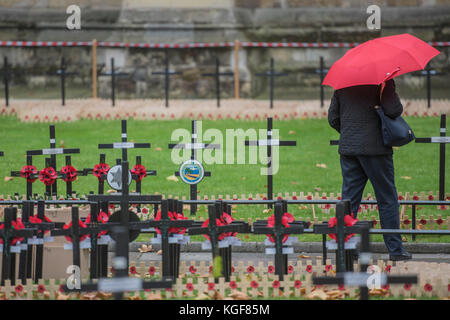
[
  {"x1": 268, "y1": 265, "x2": 275, "y2": 274},
  {"x1": 306, "y1": 265, "x2": 313, "y2": 273},
  {"x1": 229, "y1": 281, "x2": 237, "y2": 289},
  {"x1": 93, "y1": 163, "x2": 110, "y2": 181},
  {"x1": 328, "y1": 214, "x2": 358, "y2": 242},
  {"x1": 385, "y1": 265, "x2": 391, "y2": 273},
  {"x1": 294, "y1": 280, "x2": 302, "y2": 289},
  {"x1": 189, "y1": 266, "x2": 197, "y2": 274},
  {"x1": 37, "y1": 284, "x2": 46, "y2": 294},
  {"x1": 129, "y1": 266, "x2": 137, "y2": 274},
  {"x1": 338, "y1": 284, "x2": 345, "y2": 291},
  {"x1": 287, "y1": 265, "x2": 294, "y2": 274},
  {"x1": 266, "y1": 212, "x2": 295, "y2": 243},
  {"x1": 436, "y1": 218, "x2": 443, "y2": 225},
  {"x1": 60, "y1": 165, "x2": 78, "y2": 183},
  {"x1": 186, "y1": 283, "x2": 194, "y2": 291},
  {"x1": 403, "y1": 283, "x2": 412, "y2": 291},
  {"x1": 142, "y1": 208, "x2": 149, "y2": 214},
  {"x1": 272, "y1": 280, "x2": 280, "y2": 289},
  {"x1": 424, "y1": 284, "x2": 433, "y2": 292},
  {"x1": 419, "y1": 219, "x2": 427, "y2": 225},
  {"x1": 250, "y1": 281, "x2": 259, "y2": 289},
  {"x1": 231, "y1": 266, "x2": 235, "y2": 273},
  {"x1": 20, "y1": 165, "x2": 38, "y2": 183},
  {"x1": 403, "y1": 219, "x2": 411, "y2": 225},
  {"x1": 63, "y1": 220, "x2": 88, "y2": 243},
  {"x1": 382, "y1": 284, "x2": 390, "y2": 290},
  {"x1": 85, "y1": 211, "x2": 109, "y2": 238},
  {"x1": 209, "y1": 266, "x2": 213, "y2": 273},
  {"x1": 247, "y1": 265, "x2": 255, "y2": 273},
  {"x1": 15, "y1": 284, "x2": 23, "y2": 294},
  {"x1": 131, "y1": 164, "x2": 147, "y2": 182},
  {"x1": 39, "y1": 167, "x2": 58, "y2": 186},
  {"x1": 148, "y1": 266, "x2": 156, "y2": 275},
  {"x1": 59, "y1": 284, "x2": 65, "y2": 293},
  {"x1": 208, "y1": 283, "x2": 215, "y2": 291},
  {"x1": 110, "y1": 267, "x2": 115, "y2": 274},
  {"x1": 325, "y1": 265, "x2": 333, "y2": 272},
  {"x1": 155, "y1": 210, "x2": 188, "y2": 235}
]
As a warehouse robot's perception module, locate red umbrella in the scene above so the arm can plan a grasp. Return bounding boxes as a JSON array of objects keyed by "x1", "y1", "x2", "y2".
[{"x1": 322, "y1": 33, "x2": 440, "y2": 91}]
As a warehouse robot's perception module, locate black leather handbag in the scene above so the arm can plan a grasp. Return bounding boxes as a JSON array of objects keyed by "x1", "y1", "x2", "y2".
[{"x1": 375, "y1": 105, "x2": 415, "y2": 147}]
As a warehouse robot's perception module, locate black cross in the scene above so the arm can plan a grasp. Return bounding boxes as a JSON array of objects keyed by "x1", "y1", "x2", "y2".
[
  {"x1": 413, "y1": 66, "x2": 441, "y2": 109},
  {"x1": 47, "y1": 57, "x2": 79, "y2": 106},
  {"x1": 10, "y1": 155, "x2": 37, "y2": 200},
  {"x1": 1, "y1": 207, "x2": 35, "y2": 285},
  {"x1": 169, "y1": 120, "x2": 220, "y2": 215},
  {"x1": 143, "y1": 199, "x2": 193, "y2": 279},
  {"x1": 132, "y1": 155, "x2": 157, "y2": 194},
  {"x1": 82, "y1": 154, "x2": 109, "y2": 195},
  {"x1": 18, "y1": 200, "x2": 55, "y2": 283},
  {"x1": 0, "y1": 150, "x2": 3, "y2": 156},
  {"x1": 317, "y1": 56, "x2": 329, "y2": 108},
  {"x1": 313, "y1": 200, "x2": 374, "y2": 273},
  {"x1": 2, "y1": 56, "x2": 10, "y2": 107},
  {"x1": 313, "y1": 218, "x2": 418, "y2": 300},
  {"x1": 26, "y1": 125, "x2": 80, "y2": 196},
  {"x1": 51, "y1": 206, "x2": 109, "y2": 276},
  {"x1": 98, "y1": 57, "x2": 130, "y2": 107},
  {"x1": 253, "y1": 200, "x2": 305, "y2": 280},
  {"x1": 188, "y1": 201, "x2": 251, "y2": 281},
  {"x1": 152, "y1": 50, "x2": 182, "y2": 108},
  {"x1": 60, "y1": 155, "x2": 90, "y2": 198},
  {"x1": 201, "y1": 57, "x2": 234, "y2": 107},
  {"x1": 245, "y1": 117, "x2": 296, "y2": 209},
  {"x1": 62, "y1": 225, "x2": 173, "y2": 300},
  {"x1": 415, "y1": 114, "x2": 449, "y2": 201},
  {"x1": 255, "y1": 58, "x2": 288, "y2": 109}
]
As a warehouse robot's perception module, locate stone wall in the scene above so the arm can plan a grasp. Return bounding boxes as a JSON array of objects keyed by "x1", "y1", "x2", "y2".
[{"x1": 0, "y1": 1, "x2": 449, "y2": 100}]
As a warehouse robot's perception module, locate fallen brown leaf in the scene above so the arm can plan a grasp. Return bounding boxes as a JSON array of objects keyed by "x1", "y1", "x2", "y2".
[
  {"x1": 316, "y1": 163, "x2": 327, "y2": 169},
  {"x1": 128, "y1": 295, "x2": 142, "y2": 300},
  {"x1": 298, "y1": 254, "x2": 310, "y2": 259},
  {"x1": 228, "y1": 290, "x2": 251, "y2": 300},
  {"x1": 138, "y1": 244, "x2": 153, "y2": 253},
  {"x1": 166, "y1": 175, "x2": 178, "y2": 182},
  {"x1": 157, "y1": 250, "x2": 162, "y2": 255},
  {"x1": 306, "y1": 289, "x2": 328, "y2": 300},
  {"x1": 290, "y1": 181, "x2": 299, "y2": 185},
  {"x1": 146, "y1": 292, "x2": 163, "y2": 300},
  {"x1": 211, "y1": 290, "x2": 224, "y2": 300},
  {"x1": 96, "y1": 291, "x2": 113, "y2": 299},
  {"x1": 401, "y1": 176, "x2": 412, "y2": 180},
  {"x1": 289, "y1": 130, "x2": 295, "y2": 135},
  {"x1": 154, "y1": 147, "x2": 162, "y2": 151},
  {"x1": 56, "y1": 292, "x2": 70, "y2": 300},
  {"x1": 196, "y1": 293, "x2": 211, "y2": 300},
  {"x1": 81, "y1": 293, "x2": 97, "y2": 300},
  {"x1": 106, "y1": 189, "x2": 116, "y2": 193}
]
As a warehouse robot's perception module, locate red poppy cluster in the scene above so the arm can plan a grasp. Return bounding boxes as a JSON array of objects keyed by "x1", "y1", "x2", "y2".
[
  {"x1": 265, "y1": 212, "x2": 294, "y2": 244},
  {"x1": 85, "y1": 211, "x2": 109, "y2": 238},
  {"x1": 202, "y1": 212, "x2": 236, "y2": 242},
  {"x1": 0, "y1": 218, "x2": 25, "y2": 245},
  {"x1": 38, "y1": 167, "x2": 58, "y2": 186},
  {"x1": 327, "y1": 213, "x2": 358, "y2": 242},
  {"x1": 92, "y1": 163, "x2": 110, "y2": 181},
  {"x1": 63, "y1": 219, "x2": 88, "y2": 242},
  {"x1": 154, "y1": 210, "x2": 188, "y2": 235},
  {"x1": 20, "y1": 165, "x2": 38, "y2": 183},
  {"x1": 28, "y1": 215, "x2": 53, "y2": 236},
  {"x1": 131, "y1": 164, "x2": 147, "y2": 182},
  {"x1": 60, "y1": 165, "x2": 77, "y2": 182}
]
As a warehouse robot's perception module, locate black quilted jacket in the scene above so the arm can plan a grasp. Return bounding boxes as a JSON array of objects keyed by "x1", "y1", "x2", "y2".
[{"x1": 327, "y1": 79, "x2": 404, "y2": 156}]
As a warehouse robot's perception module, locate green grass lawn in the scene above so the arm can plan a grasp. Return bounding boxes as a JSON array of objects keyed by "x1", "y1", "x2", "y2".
[{"x1": 0, "y1": 115, "x2": 448, "y2": 243}]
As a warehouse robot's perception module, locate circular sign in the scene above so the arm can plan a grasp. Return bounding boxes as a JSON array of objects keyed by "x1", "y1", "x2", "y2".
[
  {"x1": 106, "y1": 164, "x2": 132, "y2": 191},
  {"x1": 179, "y1": 159, "x2": 204, "y2": 185}
]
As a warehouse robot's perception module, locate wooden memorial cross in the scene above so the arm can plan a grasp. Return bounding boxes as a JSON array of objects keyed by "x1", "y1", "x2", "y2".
[
  {"x1": 253, "y1": 200, "x2": 305, "y2": 280},
  {"x1": 18, "y1": 200, "x2": 54, "y2": 283},
  {"x1": 83, "y1": 154, "x2": 109, "y2": 195},
  {"x1": 98, "y1": 57, "x2": 130, "y2": 107},
  {"x1": 143, "y1": 199, "x2": 194, "y2": 279},
  {"x1": 62, "y1": 226, "x2": 173, "y2": 300},
  {"x1": 47, "y1": 57, "x2": 79, "y2": 106},
  {"x1": 152, "y1": 50, "x2": 182, "y2": 108},
  {"x1": 313, "y1": 200, "x2": 374, "y2": 273},
  {"x1": 317, "y1": 56, "x2": 329, "y2": 108},
  {"x1": 169, "y1": 119, "x2": 220, "y2": 215},
  {"x1": 201, "y1": 57, "x2": 234, "y2": 107},
  {"x1": 313, "y1": 224, "x2": 418, "y2": 300},
  {"x1": 415, "y1": 114, "x2": 448, "y2": 202},
  {"x1": 188, "y1": 202, "x2": 251, "y2": 281},
  {"x1": 26, "y1": 125, "x2": 80, "y2": 197},
  {"x1": 245, "y1": 117, "x2": 296, "y2": 209},
  {"x1": 51, "y1": 206, "x2": 109, "y2": 277},
  {"x1": 255, "y1": 58, "x2": 288, "y2": 109},
  {"x1": 2, "y1": 56, "x2": 10, "y2": 106},
  {"x1": 0, "y1": 207, "x2": 35, "y2": 285},
  {"x1": 10, "y1": 155, "x2": 37, "y2": 200},
  {"x1": 132, "y1": 155, "x2": 157, "y2": 194}
]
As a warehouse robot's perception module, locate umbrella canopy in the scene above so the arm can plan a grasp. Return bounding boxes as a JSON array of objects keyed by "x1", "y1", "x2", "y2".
[{"x1": 322, "y1": 33, "x2": 440, "y2": 90}]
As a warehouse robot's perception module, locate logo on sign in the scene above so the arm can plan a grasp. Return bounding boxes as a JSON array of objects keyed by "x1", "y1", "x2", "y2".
[
  {"x1": 179, "y1": 160, "x2": 204, "y2": 185},
  {"x1": 106, "y1": 164, "x2": 132, "y2": 190}
]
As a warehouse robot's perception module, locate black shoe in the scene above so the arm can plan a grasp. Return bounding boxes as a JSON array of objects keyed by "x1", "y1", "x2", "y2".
[{"x1": 389, "y1": 251, "x2": 412, "y2": 261}]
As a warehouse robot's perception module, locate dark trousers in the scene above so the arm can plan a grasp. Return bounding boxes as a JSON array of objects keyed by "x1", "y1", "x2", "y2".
[{"x1": 340, "y1": 154, "x2": 404, "y2": 255}]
